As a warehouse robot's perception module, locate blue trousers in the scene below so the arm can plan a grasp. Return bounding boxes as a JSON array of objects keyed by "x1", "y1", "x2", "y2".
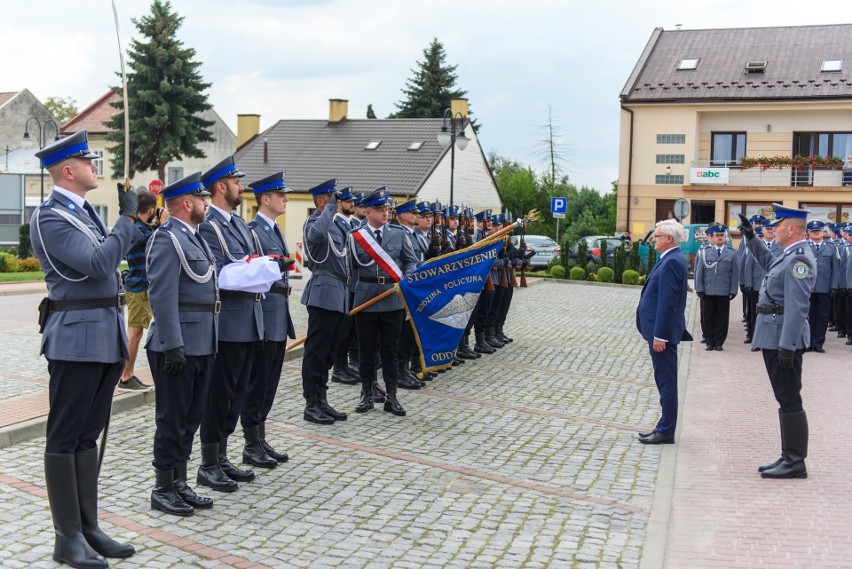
[{"x1": 650, "y1": 343, "x2": 678, "y2": 435}]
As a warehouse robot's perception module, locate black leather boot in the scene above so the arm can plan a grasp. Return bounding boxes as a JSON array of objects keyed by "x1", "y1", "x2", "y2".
[
  {"x1": 175, "y1": 461, "x2": 213, "y2": 509},
  {"x1": 761, "y1": 411, "x2": 808, "y2": 479},
  {"x1": 465, "y1": 334, "x2": 481, "y2": 358},
  {"x1": 347, "y1": 349, "x2": 360, "y2": 377},
  {"x1": 474, "y1": 330, "x2": 495, "y2": 354},
  {"x1": 196, "y1": 442, "x2": 238, "y2": 492},
  {"x1": 45, "y1": 453, "x2": 108, "y2": 569},
  {"x1": 304, "y1": 393, "x2": 335, "y2": 424},
  {"x1": 151, "y1": 467, "x2": 194, "y2": 517},
  {"x1": 355, "y1": 384, "x2": 374, "y2": 413},
  {"x1": 372, "y1": 381, "x2": 387, "y2": 403},
  {"x1": 75, "y1": 448, "x2": 135, "y2": 558},
  {"x1": 331, "y1": 354, "x2": 358, "y2": 385},
  {"x1": 758, "y1": 409, "x2": 785, "y2": 473},
  {"x1": 383, "y1": 385, "x2": 406, "y2": 416},
  {"x1": 242, "y1": 425, "x2": 278, "y2": 468},
  {"x1": 219, "y1": 436, "x2": 255, "y2": 482},
  {"x1": 318, "y1": 392, "x2": 348, "y2": 421},
  {"x1": 397, "y1": 360, "x2": 423, "y2": 390},
  {"x1": 457, "y1": 336, "x2": 477, "y2": 360},
  {"x1": 497, "y1": 325, "x2": 513, "y2": 343},
  {"x1": 486, "y1": 327, "x2": 505, "y2": 348},
  {"x1": 259, "y1": 422, "x2": 288, "y2": 463}
]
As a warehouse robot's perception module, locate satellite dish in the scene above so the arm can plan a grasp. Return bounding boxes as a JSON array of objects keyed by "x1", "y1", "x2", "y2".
[{"x1": 673, "y1": 198, "x2": 690, "y2": 221}]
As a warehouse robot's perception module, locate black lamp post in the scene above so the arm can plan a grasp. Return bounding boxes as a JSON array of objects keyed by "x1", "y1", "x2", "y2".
[
  {"x1": 21, "y1": 116, "x2": 60, "y2": 202},
  {"x1": 437, "y1": 109, "x2": 470, "y2": 206}
]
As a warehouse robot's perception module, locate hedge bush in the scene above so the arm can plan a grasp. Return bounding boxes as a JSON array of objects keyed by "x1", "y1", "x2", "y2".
[
  {"x1": 0, "y1": 251, "x2": 19, "y2": 273},
  {"x1": 586, "y1": 261, "x2": 597, "y2": 275},
  {"x1": 638, "y1": 274, "x2": 647, "y2": 286},
  {"x1": 18, "y1": 257, "x2": 41, "y2": 271},
  {"x1": 622, "y1": 270, "x2": 640, "y2": 285},
  {"x1": 18, "y1": 224, "x2": 31, "y2": 259},
  {"x1": 550, "y1": 265, "x2": 566, "y2": 279},
  {"x1": 597, "y1": 267, "x2": 614, "y2": 283},
  {"x1": 569, "y1": 267, "x2": 586, "y2": 280}
]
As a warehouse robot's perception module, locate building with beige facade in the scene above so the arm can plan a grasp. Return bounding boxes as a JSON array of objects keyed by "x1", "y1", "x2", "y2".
[{"x1": 618, "y1": 24, "x2": 852, "y2": 240}]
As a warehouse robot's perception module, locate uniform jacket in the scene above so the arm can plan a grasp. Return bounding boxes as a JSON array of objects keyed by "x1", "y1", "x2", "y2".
[
  {"x1": 403, "y1": 225, "x2": 427, "y2": 266},
  {"x1": 741, "y1": 238, "x2": 781, "y2": 289},
  {"x1": 748, "y1": 238, "x2": 816, "y2": 351},
  {"x1": 351, "y1": 224, "x2": 417, "y2": 312},
  {"x1": 248, "y1": 215, "x2": 296, "y2": 341},
  {"x1": 301, "y1": 204, "x2": 350, "y2": 314},
  {"x1": 843, "y1": 243, "x2": 852, "y2": 290},
  {"x1": 809, "y1": 241, "x2": 841, "y2": 293},
  {"x1": 199, "y1": 207, "x2": 263, "y2": 342},
  {"x1": 636, "y1": 247, "x2": 691, "y2": 345},
  {"x1": 694, "y1": 245, "x2": 739, "y2": 297},
  {"x1": 144, "y1": 221, "x2": 218, "y2": 356},
  {"x1": 30, "y1": 190, "x2": 141, "y2": 363}
]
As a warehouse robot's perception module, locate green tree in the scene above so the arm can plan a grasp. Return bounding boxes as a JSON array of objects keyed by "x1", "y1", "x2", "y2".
[
  {"x1": 366, "y1": 104, "x2": 377, "y2": 119},
  {"x1": 43, "y1": 96, "x2": 78, "y2": 124},
  {"x1": 106, "y1": 0, "x2": 213, "y2": 182},
  {"x1": 389, "y1": 38, "x2": 478, "y2": 131}
]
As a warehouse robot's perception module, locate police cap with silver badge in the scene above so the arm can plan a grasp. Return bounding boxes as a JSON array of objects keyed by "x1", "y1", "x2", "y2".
[
  {"x1": 772, "y1": 202, "x2": 810, "y2": 220},
  {"x1": 249, "y1": 171, "x2": 291, "y2": 196},
  {"x1": 308, "y1": 179, "x2": 337, "y2": 197},
  {"x1": 35, "y1": 129, "x2": 100, "y2": 168},
  {"x1": 474, "y1": 209, "x2": 492, "y2": 221},
  {"x1": 806, "y1": 220, "x2": 825, "y2": 231},
  {"x1": 338, "y1": 186, "x2": 356, "y2": 201},
  {"x1": 361, "y1": 187, "x2": 390, "y2": 208},
  {"x1": 705, "y1": 223, "x2": 726, "y2": 235},
  {"x1": 395, "y1": 199, "x2": 418, "y2": 215},
  {"x1": 202, "y1": 155, "x2": 245, "y2": 188},
  {"x1": 161, "y1": 171, "x2": 210, "y2": 200}
]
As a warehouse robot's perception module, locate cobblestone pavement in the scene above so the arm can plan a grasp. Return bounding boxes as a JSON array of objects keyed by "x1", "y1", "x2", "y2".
[{"x1": 0, "y1": 280, "x2": 678, "y2": 568}]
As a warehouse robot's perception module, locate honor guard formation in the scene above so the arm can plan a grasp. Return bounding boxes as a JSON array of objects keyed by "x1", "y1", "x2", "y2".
[{"x1": 28, "y1": 131, "x2": 534, "y2": 568}]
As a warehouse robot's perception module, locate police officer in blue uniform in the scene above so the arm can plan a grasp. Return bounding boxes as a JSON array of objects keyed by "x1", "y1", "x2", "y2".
[
  {"x1": 301, "y1": 179, "x2": 351, "y2": 424},
  {"x1": 330, "y1": 187, "x2": 362, "y2": 386},
  {"x1": 244, "y1": 172, "x2": 297, "y2": 467},
  {"x1": 197, "y1": 155, "x2": 263, "y2": 491},
  {"x1": 471, "y1": 210, "x2": 496, "y2": 354},
  {"x1": 694, "y1": 223, "x2": 739, "y2": 351},
  {"x1": 739, "y1": 204, "x2": 816, "y2": 479},
  {"x1": 806, "y1": 220, "x2": 840, "y2": 352},
  {"x1": 350, "y1": 188, "x2": 418, "y2": 415},
  {"x1": 145, "y1": 172, "x2": 218, "y2": 516},
  {"x1": 31, "y1": 130, "x2": 139, "y2": 568}
]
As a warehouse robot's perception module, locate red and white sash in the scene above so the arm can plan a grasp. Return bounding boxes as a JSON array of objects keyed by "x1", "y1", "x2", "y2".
[{"x1": 352, "y1": 227, "x2": 403, "y2": 282}]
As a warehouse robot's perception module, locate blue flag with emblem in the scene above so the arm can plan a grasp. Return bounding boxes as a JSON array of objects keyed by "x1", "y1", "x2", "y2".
[{"x1": 396, "y1": 238, "x2": 504, "y2": 372}]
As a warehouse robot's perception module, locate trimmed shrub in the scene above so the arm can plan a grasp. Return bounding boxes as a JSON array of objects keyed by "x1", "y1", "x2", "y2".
[
  {"x1": 18, "y1": 224, "x2": 31, "y2": 259},
  {"x1": 597, "y1": 267, "x2": 614, "y2": 282},
  {"x1": 646, "y1": 248, "x2": 657, "y2": 274},
  {"x1": 565, "y1": 258, "x2": 577, "y2": 270},
  {"x1": 613, "y1": 244, "x2": 625, "y2": 283},
  {"x1": 599, "y1": 239, "x2": 609, "y2": 268},
  {"x1": 576, "y1": 240, "x2": 588, "y2": 267},
  {"x1": 550, "y1": 265, "x2": 566, "y2": 279},
  {"x1": 18, "y1": 257, "x2": 42, "y2": 271},
  {"x1": 638, "y1": 274, "x2": 647, "y2": 286},
  {"x1": 627, "y1": 242, "x2": 641, "y2": 272},
  {"x1": 586, "y1": 261, "x2": 597, "y2": 275},
  {"x1": 0, "y1": 251, "x2": 19, "y2": 272},
  {"x1": 547, "y1": 256, "x2": 562, "y2": 270},
  {"x1": 587, "y1": 272, "x2": 598, "y2": 282},
  {"x1": 622, "y1": 270, "x2": 640, "y2": 285},
  {"x1": 569, "y1": 267, "x2": 586, "y2": 280}
]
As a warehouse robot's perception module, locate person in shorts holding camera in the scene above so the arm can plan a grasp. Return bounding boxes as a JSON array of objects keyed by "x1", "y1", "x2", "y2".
[{"x1": 120, "y1": 189, "x2": 168, "y2": 391}]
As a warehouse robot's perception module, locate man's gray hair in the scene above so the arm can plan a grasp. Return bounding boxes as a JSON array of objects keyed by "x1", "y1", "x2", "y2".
[{"x1": 655, "y1": 219, "x2": 687, "y2": 245}]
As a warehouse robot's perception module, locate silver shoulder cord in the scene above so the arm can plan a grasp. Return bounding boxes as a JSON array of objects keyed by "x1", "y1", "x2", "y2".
[
  {"x1": 34, "y1": 207, "x2": 104, "y2": 283},
  {"x1": 146, "y1": 229, "x2": 215, "y2": 284},
  {"x1": 208, "y1": 220, "x2": 248, "y2": 263},
  {"x1": 349, "y1": 230, "x2": 376, "y2": 267},
  {"x1": 699, "y1": 247, "x2": 718, "y2": 269},
  {"x1": 250, "y1": 228, "x2": 287, "y2": 281},
  {"x1": 302, "y1": 217, "x2": 349, "y2": 265}
]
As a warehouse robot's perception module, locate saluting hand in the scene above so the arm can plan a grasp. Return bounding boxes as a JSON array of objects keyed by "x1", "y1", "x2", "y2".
[{"x1": 737, "y1": 214, "x2": 755, "y2": 240}]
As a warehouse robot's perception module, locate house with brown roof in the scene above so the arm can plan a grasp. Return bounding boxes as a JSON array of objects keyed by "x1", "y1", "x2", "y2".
[
  {"x1": 234, "y1": 98, "x2": 501, "y2": 253},
  {"x1": 618, "y1": 24, "x2": 852, "y2": 237},
  {"x1": 62, "y1": 91, "x2": 236, "y2": 227}
]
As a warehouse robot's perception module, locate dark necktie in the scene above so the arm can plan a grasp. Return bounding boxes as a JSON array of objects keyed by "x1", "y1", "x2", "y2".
[
  {"x1": 816, "y1": 244, "x2": 820, "y2": 252},
  {"x1": 374, "y1": 229, "x2": 382, "y2": 245},
  {"x1": 82, "y1": 201, "x2": 107, "y2": 235},
  {"x1": 717, "y1": 248, "x2": 722, "y2": 256},
  {"x1": 273, "y1": 223, "x2": 285, "y2": 249},
  {"x1": 230, "y1": 216, "x2": 250, "y2": 251}
]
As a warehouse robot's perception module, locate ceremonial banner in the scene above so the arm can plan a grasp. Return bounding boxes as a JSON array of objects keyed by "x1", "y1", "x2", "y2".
[{"x1": 396, "y1": 238, "x2": 504, "y2": 372}]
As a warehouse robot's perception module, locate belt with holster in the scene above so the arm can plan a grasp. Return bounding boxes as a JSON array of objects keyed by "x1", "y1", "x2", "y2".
[
  {"x1": 268, "y1": 284, "x2": 292, "y2": 296},
  {"x1": 179, "y1": 301, "x2": 221, "y2": 313},
  {"x1": 312, "y1": 269, "x2": 350, "y2": 285},
  {"x1": 756, "y1": 303, "x2": 783, "y2": 315},
  {"x1": 220, "y1": 290, "x2": 263, "y2": 301},
  {"x1": 359, "y1": 276, "x2": 394, "y2": 285}
]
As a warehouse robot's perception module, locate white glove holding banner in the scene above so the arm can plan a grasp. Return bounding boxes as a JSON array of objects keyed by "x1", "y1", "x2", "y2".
[{"x1": 219, "y1": 256, "x2": 280, "y2": 292}]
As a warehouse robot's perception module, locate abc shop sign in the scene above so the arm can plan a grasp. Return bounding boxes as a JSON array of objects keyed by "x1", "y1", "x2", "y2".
[{"x1": 690, "y1": 167, "x2": 729, "y2": 185}]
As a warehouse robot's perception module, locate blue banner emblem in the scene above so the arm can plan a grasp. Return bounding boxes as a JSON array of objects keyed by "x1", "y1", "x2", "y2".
[{"x1": 396, "y1": 238, "x2": 503, "y2": 372}]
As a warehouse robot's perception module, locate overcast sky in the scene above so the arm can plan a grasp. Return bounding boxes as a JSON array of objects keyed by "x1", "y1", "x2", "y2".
[{"x1": 3, "y1": 1, "x2": 847, "y2": 193}]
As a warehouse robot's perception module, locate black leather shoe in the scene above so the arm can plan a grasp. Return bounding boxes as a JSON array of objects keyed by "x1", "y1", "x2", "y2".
[
  {"x1": 700, "y1": 338, "x2": 706, "y2": 344},
  {"x1": 638, "y1": 429, "x2": 656, "y2": 438},
  {"x1": 705, "y1": 345, "x2": 715, "y2": 351},
  {"x1": 242, "y1": 425, "x2": 278, "y2": 467},
  {"x1": 331, "y1": 367, "x2": 359, "y2": 385},
  {"x1": 174, "y1": 462, "x2": 213, "y2": 509},
  {"x1": 846, "y1": 338, "x2": 852, "y2": 345},
  {"x1": 838, "y1": 332, "x2": 847, "y2": 338},
  {"x1": 813, "y1": 346, "x2": 825, "y2": 353},
  {"x1": 397, "y1": 373, "x2": 423, "y2": 390},
  {"x1": 715, "y1": 346, "x2": 723, "y2": 351},
  {"x1": 744, "y1": 337, "x2": 752, "y2": 344},
  {"x1": 304, "y1": 403, "x2": 335, "y2": 424},
  {"x1": 219, "y1": 438, "x2": 255, "y2": 482},
  {"x1": 355, "y1": 388, "x2": 374, "y2": 413},
  {"x1": 751, "y1": 346, "x2": 760, "y2": 352},
  {"x1": 383, "y1": 393, "x2": 406, "y2": 416},
  {"x1": 638, "y1": 432, "x2": 674, "y2": 444},
  {"x1": 151, "y1": 468, "x2": 194, "y2": 517},
  {"x1": 196, "y1": 442, "x2": 238, "y2": 493},
  {"x1": 319, "y1": 398, "x2": 348, "y2": 421},
  {"x1": 372, "y1": 383, "x2": 386, "y2": 403},
  {"x1": 828, "y1": 324, "x2": 837, "y2": 331},
  {"x1": 757, "y1": 457, "x2": 783, "y2": 473},
  {"x1": 258, "y1": 423, "x2": 288, "y2": 463}
]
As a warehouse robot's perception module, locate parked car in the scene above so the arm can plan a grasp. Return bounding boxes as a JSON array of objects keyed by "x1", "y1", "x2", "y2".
[
  {"x1": 567, "y1": 235, "x2": 625, "y2": 265},
  {"x1": 510, "y1": 235, "x2": 560, "y2": 269}
]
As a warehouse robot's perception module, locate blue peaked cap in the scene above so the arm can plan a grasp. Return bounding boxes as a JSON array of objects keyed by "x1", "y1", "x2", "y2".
[
  {"x1": 362, "y1": 187, "x2": 390, "y2": 208},
  {"x1": 161, "y1": 171, "x2": 210, "y2": 200},
  {"x1": 395, "y1": 199, "x2": 418, "y2": 214},
  {"x1": 773, "y1": 203, "x2": 810, "y2": 220},
  {"x1": 705, "y1": 223, "x2": 725, "y2": 235},
  {"x1": 308, "y1": 179, "x2": 337, "y2": 197},
  {"x1": 35, "y1": 129, "x2": 100, "y2": 168},
  {"x1": 202, "y1": 155, "x2": 244, "y2": 188},
  {"x1": 338, "y1": 186, "x2": 356, "y2": 201},
  {"x1": 249, "y1": 171, "x2": 290, "y2": 196},
  {"x1": 806, "y1": 220, "x2": 826, "y2": 231}
]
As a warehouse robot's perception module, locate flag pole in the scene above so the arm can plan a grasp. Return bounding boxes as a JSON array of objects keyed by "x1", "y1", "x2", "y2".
[{"x1": 285, "y1": 210, "x2": 541, "y2": 352}]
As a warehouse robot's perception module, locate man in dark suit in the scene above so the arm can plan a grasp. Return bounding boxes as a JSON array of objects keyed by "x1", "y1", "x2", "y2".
[
  {"x1": 30, "y1": 130, "x2": 138, "y2": 568},
  {"x1": 636, "y1": 219, "x2": 692, "y2": 444}
]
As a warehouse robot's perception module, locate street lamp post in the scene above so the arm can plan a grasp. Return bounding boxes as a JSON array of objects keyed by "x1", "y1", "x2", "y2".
[
  {"x1": 437, "y1": 109, "x2": 470, "y2": 206},
  {"x1": 21, "y1": 116, "x2": 60, "y2": 202}
]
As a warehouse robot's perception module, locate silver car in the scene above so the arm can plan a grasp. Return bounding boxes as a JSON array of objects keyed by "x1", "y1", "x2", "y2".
[{"x1": 510, "y1": 235, "x2": 561, "y2": 269}]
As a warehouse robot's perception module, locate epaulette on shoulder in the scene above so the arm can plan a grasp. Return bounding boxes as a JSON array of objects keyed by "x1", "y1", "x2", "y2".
[
  {"x1": 796, "y1": 247, "x2": 805, "y2": 255},
  {"x1": 40, "y1": 199, "x2": 55, "y2": 208},
  {"x1": 387, "y1": 223, "x2": 403, "y2": 230},
  {"x1": 160, "y1": 222, "x2": 172, "y2": 230}
]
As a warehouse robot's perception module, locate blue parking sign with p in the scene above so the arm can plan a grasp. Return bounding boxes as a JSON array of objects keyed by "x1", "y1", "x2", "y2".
[{"x1": 551, "y1": 197, "x2": 567, "y2": 214}]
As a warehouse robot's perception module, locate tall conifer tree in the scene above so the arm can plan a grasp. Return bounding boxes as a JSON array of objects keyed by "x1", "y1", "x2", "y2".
[{"x1": 107, "y1": 0, "x2": 213, "y2": 182}]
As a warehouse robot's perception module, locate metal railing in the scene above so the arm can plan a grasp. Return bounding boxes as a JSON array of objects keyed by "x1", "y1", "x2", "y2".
[{"x1": 688, "y1": 161, "x2": 852, "y2": 187}]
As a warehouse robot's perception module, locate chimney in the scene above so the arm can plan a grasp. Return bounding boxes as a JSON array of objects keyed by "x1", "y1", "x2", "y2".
[
  {"x1": 237, "y1": 114, "x2": 260, "y2": 148},
  {"x1": 451, "y1": 98, "x2": 469, "y2": 118},
  {"x1": 328, "y1": 99, "x2": 349, "y2": 123}
]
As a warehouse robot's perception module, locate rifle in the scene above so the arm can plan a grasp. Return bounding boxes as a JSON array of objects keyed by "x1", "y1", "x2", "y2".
[
  {"x1": 429, "y1": 200, "x2": 442, "y2": 258},
  {"x1": 456, "y1": 203, "x2": 466, "y2": 249},
  {"x1": 520, "y1": 219, "x2": 528, "y2": 287},
  {"x1": 507, "y1": 211, "x2": 518, "y2": 287}
]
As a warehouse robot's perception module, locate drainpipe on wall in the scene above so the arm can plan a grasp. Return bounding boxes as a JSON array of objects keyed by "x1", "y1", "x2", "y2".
[{"x1": 622, "y1": 105, "x2": 634, "y2": 230}]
